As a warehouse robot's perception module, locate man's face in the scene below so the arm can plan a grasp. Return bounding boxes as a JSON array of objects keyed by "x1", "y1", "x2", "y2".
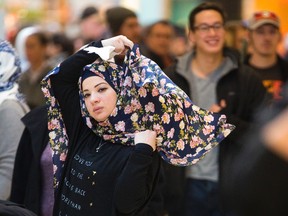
[
  {"x1": 119, "y1": 17, "x2": 141, "y2": 44},
  {"x1": 145, "y1": 23, "x2": 175, "y2": 56},
  {"x1": 249, "y1": 24, "x2": 281, "y2": 57},
  {"x1": 189, "y1": 9, "x2": 225, "y2": 55},
  {"x1": 80, "y1": 14, "x2": 106, "y2": 41}
]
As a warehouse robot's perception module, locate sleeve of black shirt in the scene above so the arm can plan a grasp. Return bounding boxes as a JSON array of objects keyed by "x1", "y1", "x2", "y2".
[
  {"x1": 114, "y1": 143, "x2": 161, "y2": 215},
  {"x1": 49, "y1": 41, "x2": 103, "y2": 139}
]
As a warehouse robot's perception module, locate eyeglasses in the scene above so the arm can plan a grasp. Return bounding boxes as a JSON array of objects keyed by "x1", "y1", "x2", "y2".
[{"x1": 193, "y1": 23, "x2": 224, "y2": 33}]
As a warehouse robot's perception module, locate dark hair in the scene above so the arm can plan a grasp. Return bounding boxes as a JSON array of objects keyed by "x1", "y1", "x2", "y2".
[
  {"x1": 143, "y1": 20, "x2": 174, "y2": 37},
  {"x1": 80, "y1": 6, "x2": 98, "y2": 21},
  {"x1": 188, "y1": 2, "x2": 227, "y2": 31},
  {"x1": 49, "y1": 33, "x2": 74, "y2": 56},
  {"x1": 105, "y1": 7, "x2": 137, "y2": 35},
  {"x1": 28, "y1": 31, "x2": 49, "y2": 46}
]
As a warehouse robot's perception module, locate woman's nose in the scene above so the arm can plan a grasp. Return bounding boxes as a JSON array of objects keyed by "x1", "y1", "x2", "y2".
[{"x1": 90, "y1": 93, "x2": 100, "y2": 103}]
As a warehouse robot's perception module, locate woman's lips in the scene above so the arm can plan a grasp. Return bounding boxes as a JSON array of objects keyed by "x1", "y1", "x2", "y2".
[{"x1": 93, "y1": 107, "x2": 103, "y2": 112}]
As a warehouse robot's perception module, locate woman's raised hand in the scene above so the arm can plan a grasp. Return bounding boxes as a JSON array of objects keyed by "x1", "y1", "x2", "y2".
[
  {"x1": 134, "y1": 130, "x2": 157, "y2": 151},
  {"x1": 101, "y1": 35, "x2": 134, "y2": 55}
]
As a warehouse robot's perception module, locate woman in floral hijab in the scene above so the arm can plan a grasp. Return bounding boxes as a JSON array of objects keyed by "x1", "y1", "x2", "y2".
[
  {"x1": 40, "y1": 36, "x2": 234, "y2": 215},
  {"x1": 79, "y1": 44, "x2": 234, "y2": 166},
  {"x1": 42, "y1": 36, "x2": 234, "y2": 169},
  {"x1": 43, "y1": 35, "x2": 235, "y2": 170}
]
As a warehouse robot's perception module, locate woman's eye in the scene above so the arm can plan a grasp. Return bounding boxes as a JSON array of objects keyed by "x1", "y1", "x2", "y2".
[
  {"x1": 98, "y1": 87, "x2": 107, "y2": 92},
  {"x1": 83, "y1": 93, "x2": 90, "y2": 98}
]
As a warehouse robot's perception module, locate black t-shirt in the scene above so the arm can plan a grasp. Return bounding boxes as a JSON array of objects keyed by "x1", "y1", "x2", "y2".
[
  {"x1": 56, "y1": 130, "x2": 160, "y2": 216},
  {"x1": 247, "y1": 61, "x2": 284, "y2": 100}
]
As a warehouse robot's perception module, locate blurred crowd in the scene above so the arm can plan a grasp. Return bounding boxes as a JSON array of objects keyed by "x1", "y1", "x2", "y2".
[{"x1": 1, "y1": 2, "x2": 288, "y2": 216}]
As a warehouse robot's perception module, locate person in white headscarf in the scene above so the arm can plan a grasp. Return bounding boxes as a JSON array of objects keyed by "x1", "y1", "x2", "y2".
[
  {"x1": 14, "y1": 26, "x2": 40, "y2": 72},
  {"x1": 0, "y1": 40, "x2": 29, "y2": 200}
]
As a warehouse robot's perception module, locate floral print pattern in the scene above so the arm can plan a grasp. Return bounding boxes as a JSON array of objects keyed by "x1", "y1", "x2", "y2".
[
  {"x1": 41, "y1": 43, "x2": 235, "y2": 192},
  {"x1": 78, "y1": 45, "x2": 235, "y2": 166},
  {"x1": 41, "y1": 66, "x2": 69, "y2": 190}
]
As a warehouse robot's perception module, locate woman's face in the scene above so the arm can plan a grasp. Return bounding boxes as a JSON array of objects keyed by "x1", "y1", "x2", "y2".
[
  {"x1": 25, "y1": 34, "x2": 47, "y2": 65},
  {"x1": 82, "y1": 76, "x2": 117, "y2": 122}
]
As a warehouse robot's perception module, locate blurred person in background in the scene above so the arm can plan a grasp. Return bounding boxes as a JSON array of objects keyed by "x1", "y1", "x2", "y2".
[
  {"x1": 169, "y1": 24, "x2": 190, "y2": 57},
  {"x1": 164, "y1": 2, "x2": 268, "y2": 215},
  {"x1": 223, "y1": 83, "x2": 288, "y2": 216},
  {"x1": 14, "y1": 26, "x2": 40, "y2": 72},
  {"x1": 46, "y1": 32, "x2": 74, "y2": 67},
  {"x1": 105, "y1": 6, "x2": 142, "y2": 44},
  {"x1": 10, "y1": 105, "x2": 53, "y2": 216},
  {"x1": 18, "y1": 30, "x2": 52, "y2": 109},
  {"x1": 0, "y1": 40, "x2": 29, "y2": 200},
  {"x1": 10, "y1": 32, "x2": 76, "y2": 215},
  {"x1": 74, "y1": 5, "x2": 108, "y2": 50},
  {"x1": 105, "y1": 6, "x2": 142, "y2": 65},
  {"x1": 225, "y1": 20, "x2": 249, "y2": 62},
  {"x1": 244, "y1": 10, "x2": 288, "y2": 101},
  {"x1": 140, "y1": 20, "x2": 176, "y2": 70}
]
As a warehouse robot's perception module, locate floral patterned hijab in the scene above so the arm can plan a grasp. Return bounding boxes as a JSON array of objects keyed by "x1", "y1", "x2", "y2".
[{"x1": 79, "y1": 45, "x2": 235, "y2": 166}]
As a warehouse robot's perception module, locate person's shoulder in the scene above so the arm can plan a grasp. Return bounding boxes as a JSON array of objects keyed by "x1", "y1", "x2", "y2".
[
  {"x1": 22, "y1": 104, "x2": 47, "y2": 120},
  {"x1": 231, "y1": 60, "x2": 260, "y2": 77},
  {"x1": 0, "y1": 99, "x2": 19, "y2": 108},
  {"x1": 235, "y1": 65, "x2": 265, "y2": 91},
  {"x1": 18, "y1": 105, "x2": 47, "y2": 130},
  {"x1": 164, "y1": 53, "x2": 189, "y2": 77},
  {"x1": 0, "y1": 99, "x2": 28, "y2": 114}
]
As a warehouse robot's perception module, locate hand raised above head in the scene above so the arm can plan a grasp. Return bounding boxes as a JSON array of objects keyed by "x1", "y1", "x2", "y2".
[
  {"x1": 101, "y1": 35, "x2": 134, "y2": 54},
  {"x1": 134, "y1": 130, "x2": 157, "y2": 151},
  {"x1": 82, "y1": 35, "x2": 134, "y2": 61}
]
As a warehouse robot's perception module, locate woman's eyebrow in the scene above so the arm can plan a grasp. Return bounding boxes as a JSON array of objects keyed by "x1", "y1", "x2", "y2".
[{"x1": 83, "y1": 82, "x2": 107, "y2": 92}]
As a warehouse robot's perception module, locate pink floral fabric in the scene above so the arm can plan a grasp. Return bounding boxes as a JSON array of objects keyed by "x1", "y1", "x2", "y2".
[
  {"x1": 41, "y1": 67, "x2": 68, "y2": 190},
  {"x1": 41, "y1": 43, "x2": 235, "y2": 191},
  {"x1": 78, "y1": 45, "x2": 235, "y2": 166}
]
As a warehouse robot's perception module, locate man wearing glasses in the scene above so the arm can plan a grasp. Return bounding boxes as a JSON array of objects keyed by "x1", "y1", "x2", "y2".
[
  {"x1": 244, "y1": 11, "x2": 288, "y2": 101},
  {"x1": 163, "y1": 2, "x2": 268, "y2": 216}
]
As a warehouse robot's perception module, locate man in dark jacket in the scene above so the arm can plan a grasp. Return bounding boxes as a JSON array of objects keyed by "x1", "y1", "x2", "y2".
[{"x1": 163, "y1": 2, "x2": 268, "y2": 216}]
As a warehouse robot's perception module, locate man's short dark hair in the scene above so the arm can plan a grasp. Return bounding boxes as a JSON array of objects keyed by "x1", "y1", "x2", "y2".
[
  {"x1": 188, "y1": 2, "x2": 227, "y2": 31},
  {"x1": 143, "y1": 20, "x2": 174, "y2": 37},
  {"x1": 105, "y1": 7, "x2": 137, "y2": 36},
  {"x1": 80, "y1": 6, "x2": 98, "y2": 21}
]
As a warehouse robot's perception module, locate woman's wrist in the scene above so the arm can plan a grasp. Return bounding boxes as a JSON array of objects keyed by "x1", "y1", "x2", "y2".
[{"x1": 134, "y1": 143, "x2": 153, "y2": 155}]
